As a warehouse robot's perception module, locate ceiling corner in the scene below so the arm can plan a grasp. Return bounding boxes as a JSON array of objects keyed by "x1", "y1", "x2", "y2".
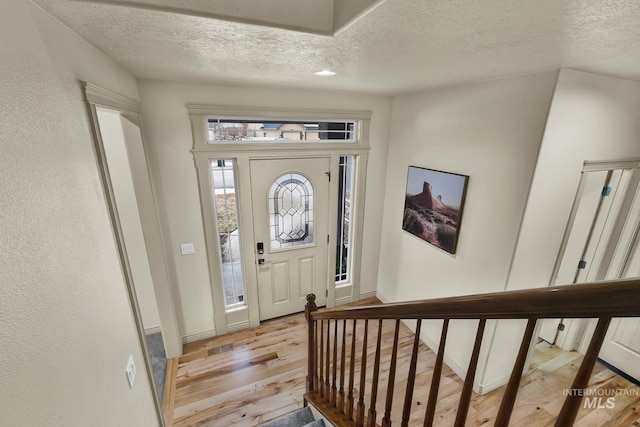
[{"x1": 332, "y1": 0, "x2": 387, "y2": 35}]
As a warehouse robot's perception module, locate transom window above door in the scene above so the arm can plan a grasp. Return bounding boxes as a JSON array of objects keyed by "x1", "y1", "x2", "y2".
[{"x1": 206, "y1": 119, "x2": 357, "y2": 143}]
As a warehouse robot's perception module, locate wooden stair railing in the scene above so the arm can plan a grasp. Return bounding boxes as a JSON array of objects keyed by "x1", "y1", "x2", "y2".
[{"x1": 303, "y1": 278, "x2": 640, "y2": 427}]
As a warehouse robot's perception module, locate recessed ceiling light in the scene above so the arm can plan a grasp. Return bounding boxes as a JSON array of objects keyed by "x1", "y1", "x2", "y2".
[{"x1": 314, "y1": 70, "x2": 336, "y2": 76}]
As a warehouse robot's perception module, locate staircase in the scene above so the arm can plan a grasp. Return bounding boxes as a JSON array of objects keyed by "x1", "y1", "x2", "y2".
[
  {"x1": 258, "y1": 407, "x2": 325, "y2": 427},
  {"x1": 303, "y1": 278, "x2": 640, "y2": 427}
]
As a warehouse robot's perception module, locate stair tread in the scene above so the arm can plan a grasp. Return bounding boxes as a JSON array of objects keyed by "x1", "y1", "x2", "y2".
[{"x1": 258, "y1": 406, "x2": 315, "y2": 427}]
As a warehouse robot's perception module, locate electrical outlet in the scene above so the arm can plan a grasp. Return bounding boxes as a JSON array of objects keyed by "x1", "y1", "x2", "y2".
[
  {"x1": 125, "y1": 354, "x2": 136, "y2": 389},
  {"x1": 180, "y1": 243, "x2": 195, "y2": 255}
]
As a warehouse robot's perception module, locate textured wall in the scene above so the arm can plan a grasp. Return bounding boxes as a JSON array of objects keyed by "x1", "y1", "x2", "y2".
[
  {"x1": 378, "y1": 71, "x2": 557, "y2": 391},
  {"x1": 508, "y1": 69, "x2": 640, "y2": 292},
  {"x1": 137, "y1": 79, "x2": 391, "y2": 339},
  {"x1": 484, "y1": 70, "x2": 640, "y2": 390},
  {"x1": 0, "y1": 1, "x2": 157, "y2": 425}
]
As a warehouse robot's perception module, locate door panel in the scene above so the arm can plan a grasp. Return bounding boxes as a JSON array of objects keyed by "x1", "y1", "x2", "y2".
[
  {"x1": 539, "y1": 170, "x2": 608, "y2": 343},
  {"x1": 272, "y1": 261, "x2": 290, "y2": 303},
  {"x1": 251, "y1": 158, "x2": 329, "y2": 320},
  {"x1": 600, "y1": 318, "x2": 640, "y2": 381},
  {"x1": 299, "y1": 257, "x2": 315, "y2": 297},
  {"x1": 575, "y1": 170, "x2": 628, "y2": 283},
  {"x1": 599, "y1": 178, "x2": 640, "y2": 381}
]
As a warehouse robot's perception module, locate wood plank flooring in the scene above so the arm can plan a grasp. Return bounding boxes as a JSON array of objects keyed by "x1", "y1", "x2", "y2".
[{"x1": 163, "y1": 307, "x2": 640, "y2": 426}]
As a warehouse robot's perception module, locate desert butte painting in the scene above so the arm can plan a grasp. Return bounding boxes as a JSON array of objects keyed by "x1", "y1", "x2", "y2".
[{"x1": 402, "y1": 167, "x2": 467, "y2": 254}]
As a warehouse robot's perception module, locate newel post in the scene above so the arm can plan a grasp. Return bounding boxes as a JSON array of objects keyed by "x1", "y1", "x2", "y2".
[{"x1": 305, "y1": 293, "x2": 318, "y2": 394}]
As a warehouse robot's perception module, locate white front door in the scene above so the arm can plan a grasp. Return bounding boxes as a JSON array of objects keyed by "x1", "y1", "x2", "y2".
[{"x1": 250, "y1": 158, "x2": 330, "y2": 320}]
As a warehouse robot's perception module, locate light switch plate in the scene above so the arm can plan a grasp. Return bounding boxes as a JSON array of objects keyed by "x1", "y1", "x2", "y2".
[
  {"x1": 180, "y1": 243, "x2": 195, "y2": 255},
  {"x1": 125, "y1": 354, "x2": 136, "y2": 389}
]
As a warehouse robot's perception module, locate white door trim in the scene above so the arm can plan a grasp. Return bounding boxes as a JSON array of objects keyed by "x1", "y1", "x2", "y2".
[
  {"x1": 189, "y1": 106, "x2": 371, "y2": 333},
  {"x1": 545, "y1": 161, "x2": 640, "y2": 354},
  {"x1": 194, "y1": 151, "x2": 370, "y2": 331},
  {"x1": 84, "y1": 82, "x2": 175, "y2": 427}
]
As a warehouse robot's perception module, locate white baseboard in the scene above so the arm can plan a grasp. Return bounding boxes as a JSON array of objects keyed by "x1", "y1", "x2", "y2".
[
  {"x1": 418, "y1": 328, "x2": 470, "y2": 386},
  {"x1": 182, "y1": 328, "x2": 217, "y2": 344},
  {"x1": 227, "y1": 320, "x2": 250, "y2": 333},
  {"x1": 476, "y1": 375, "x2": 510, "y2": 395},
  {"x1": 335, "y1": 296, "x2": 352, "y2": 307},
  {"x1": 375, "y1": 290, "x2": 391, "y2": 303},
  {"x1": 334, "y1": 290, "x2": 378, "y2": 306},
  {"x1": 144, "y1": 325, "x2": 162, "y2": 335},
  {"x1": 419, "y1": 326, "x2": 507, "y2": 396},
  {"x1": 359, "y1": 290, "x2": 377, "y2": 300}
]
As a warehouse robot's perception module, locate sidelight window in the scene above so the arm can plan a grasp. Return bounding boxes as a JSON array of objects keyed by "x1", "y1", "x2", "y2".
[
  {"x1": 210, "y1": 159, "x2": 246, "y2": 307},
  {"x1": 335, "y1": 156, "x2": 354, "y2": 283}
]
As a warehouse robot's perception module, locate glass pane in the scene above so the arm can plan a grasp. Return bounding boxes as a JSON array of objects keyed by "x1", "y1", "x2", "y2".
[
  {"x1": 269, "y1": 173, "x2": 314, "y2": 249},
  {"x1": 206, "y1": 119, "x2": 357, "y2": 143},
  {"x1": 210, "y1": 159, "x2": 245, "y2": 308},
  {"x1": 336, "y1": 156, "x2": 354, "y2": 283}
]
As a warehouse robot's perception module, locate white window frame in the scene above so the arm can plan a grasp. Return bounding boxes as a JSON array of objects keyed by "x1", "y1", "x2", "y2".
[
  {"x1": 206, "y1": 118, "x2": 358, "y2": 144},
  {"x1": 189, "y1": 105, "x2": 371, "y2": 333},
  {"x1": 209, "y1": 158, "x2": 246, "y2": 309}
]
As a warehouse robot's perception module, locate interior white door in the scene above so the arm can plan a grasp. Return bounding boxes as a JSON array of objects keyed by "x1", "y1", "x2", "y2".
[
  {"x1": 539, "y1": 170, "x2": 609, "y2": 343},
  {"x1": 555, "y1": 170, "x2": 634, "y2": 350},
  {"x1": 598, "y1": 173, "x2": 640, "y2": 381},
  {"x1": 250, "y1": 158, "x2": 330, "y2": 320}
]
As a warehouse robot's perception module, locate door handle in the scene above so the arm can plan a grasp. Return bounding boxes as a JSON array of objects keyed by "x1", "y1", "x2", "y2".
[{"x1": 258, "y1": 258, "x2": 271, "y2": 265}]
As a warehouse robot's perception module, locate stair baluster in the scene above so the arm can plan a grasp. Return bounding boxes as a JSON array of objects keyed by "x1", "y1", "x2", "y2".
[
  {"x1": 303, "y1": 280, "x2": 640, "y2": 427},
  {"x1": 554, "y1": 317, "x2": 612, "y2": 427},
  {"x1": 347, "y1": 319, "x2": 357, "y2": 420},
  {"x1": 332, "y1": 320, "x2": 339, "y2": 406},
  {"x1": 338, "y1": 319, "x2": 347, "y2": 413},
  {"x1": 319, "y1": 319, "x2": 325, "y2": 399},
  {"x1": 423, "y1": 318, "x2": 449, "y2": 427},
  {"x1": 355, "y1": 320, "x2": 369, "y2": 427},
  {"x1": 381, "y1": 319, "x2": 400, "y2": 427},
  {"x1": 325, "y1": 319, "x2": 331, "y2": 402},
  {"x1": 494, "y1": 318, "x2": 536, "y2": 426},
  {"x1": 315, "y1": 320, "x2": 320, "y2": 393},
  {"x1": 400, "y1": 319, "x2": 422, "y2": 427},
  {"x1": 367, "y1": 319, "x2": 383, "y2": 427},
  {"x1": 453, "y1": 318, "x2": 486, "y2": 427}
]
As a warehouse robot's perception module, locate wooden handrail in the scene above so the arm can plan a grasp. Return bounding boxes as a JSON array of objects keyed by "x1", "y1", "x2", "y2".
[
  {"x1": 311, "y1": 278, "x2": 640, "y2": 320},
  {"x1": 303, "y1": 278, "x2": 640, "y2": 427}
]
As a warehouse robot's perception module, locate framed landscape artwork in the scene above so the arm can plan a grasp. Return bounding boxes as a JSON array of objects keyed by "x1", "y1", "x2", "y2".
[{"x1": 402, "y1": 166, "x2": 469, "y2": 254}]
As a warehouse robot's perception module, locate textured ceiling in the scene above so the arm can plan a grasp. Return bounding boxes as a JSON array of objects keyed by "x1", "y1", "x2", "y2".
[{"x1": 33, "y1": 0, "x2": 640, "y2": 95}]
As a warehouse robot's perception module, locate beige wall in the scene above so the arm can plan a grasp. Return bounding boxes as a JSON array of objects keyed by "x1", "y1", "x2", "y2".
[
  {"x1": 508, "y1": 69, "x2": 640, "y2": 292},
  {"x1": 378, "y1": 71, "x2": 558, "y2": 391},
  {"x1": 0, "y1": 1, "x2": 158, "y2": 426},
  {"x1": 380, "y1": 69, "x2": 640, "y2": 393},
  {"x1": 6, "y1": 2, "x2": 636, "y2": 421},
  {"x1": 481, "y1": 69, "x2": 640, "y2": 388},
  {"x1": 138, "y1": 80, "x2": 391, "y2": 340}
]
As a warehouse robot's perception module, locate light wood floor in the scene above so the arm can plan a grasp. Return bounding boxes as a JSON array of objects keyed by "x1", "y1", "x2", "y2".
[{"x1": 163, "y1": 307, "x2": 640, "y2": 426}]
